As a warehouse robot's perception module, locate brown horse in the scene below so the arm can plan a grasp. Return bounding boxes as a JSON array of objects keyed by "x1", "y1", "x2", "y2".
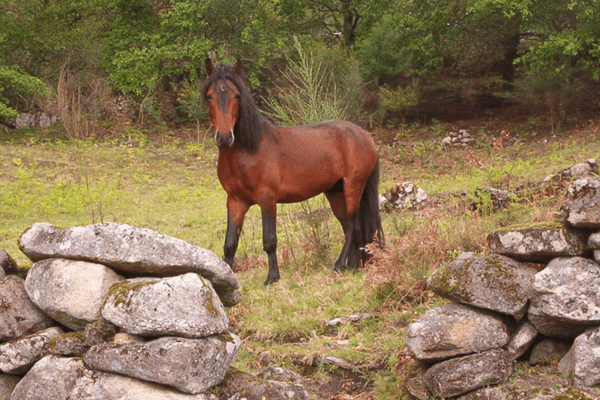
[{"x1": 202, "y1": 59, "x2": 384, "y2": 285}]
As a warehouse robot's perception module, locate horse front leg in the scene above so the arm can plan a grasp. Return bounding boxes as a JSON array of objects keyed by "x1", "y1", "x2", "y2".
[
  {"x1": 224, "y1": 197, "x2": 250, "y2": 268},
  {"x1": 261, "y1": 201, "x2": 280, "y2": 285}
]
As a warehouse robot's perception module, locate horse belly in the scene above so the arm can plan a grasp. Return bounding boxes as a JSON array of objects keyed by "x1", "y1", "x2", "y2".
[{"x1": 276, "y1": 163, "x2": 341, "y2": 203}]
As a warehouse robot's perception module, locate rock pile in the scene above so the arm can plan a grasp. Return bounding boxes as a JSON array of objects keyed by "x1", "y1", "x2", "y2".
[
  {"x1": 0, "y1": 222, "x2": 245, "y2": 399},
  {"x1": 441, "y1": 130, "x2": 476, "y2": 148},
  {"x1": 379, "y1": 182, "x2": 428, "y2": 211},
  {"x1": 406, "y1": 176, "x2": 600, "y2": 398}
]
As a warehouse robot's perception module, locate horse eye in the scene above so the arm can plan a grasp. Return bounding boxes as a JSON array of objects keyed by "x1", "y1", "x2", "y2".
[
  {"x1": 235, "y1": 94, "x2": 241, "y2": 99},
  {"x1": 206, "y1": 94, "x2": 212, "y2": 100}
]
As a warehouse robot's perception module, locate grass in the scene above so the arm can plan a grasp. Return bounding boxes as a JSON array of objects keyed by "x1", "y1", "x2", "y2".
[{"x1": 2, "y1": 116, "x2": 600, "y2": 398}]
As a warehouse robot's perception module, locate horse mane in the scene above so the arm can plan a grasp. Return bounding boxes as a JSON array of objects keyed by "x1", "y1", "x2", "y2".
[{"x1": 201, "y1": 63, "x2": 265, "y2": 153}]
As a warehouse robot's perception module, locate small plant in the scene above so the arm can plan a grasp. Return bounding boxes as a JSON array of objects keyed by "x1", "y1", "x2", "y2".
[{"x1": 265, "y1": 38, "x2": 360, "y2": 125}]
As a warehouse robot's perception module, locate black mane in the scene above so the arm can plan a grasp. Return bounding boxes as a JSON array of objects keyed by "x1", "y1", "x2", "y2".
[{"x1": 201, "y1": 63, "x2": 265, "y2": 152}]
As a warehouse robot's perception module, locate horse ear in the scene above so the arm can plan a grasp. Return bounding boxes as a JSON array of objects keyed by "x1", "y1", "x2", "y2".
[
  {"x1": 233, "y1": 59, "x2": 243, "y2": 75},
  {"x1": 205, "y1": 57, "x2": 214, "y2": 76}
]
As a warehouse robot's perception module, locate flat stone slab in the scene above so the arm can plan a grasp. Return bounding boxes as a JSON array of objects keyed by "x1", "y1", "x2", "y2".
[
  {"x1": 487, "y1": 225, "x2": 588, "y2": 263},
  {"x1": 0, "y1": 327, "x2": 63, "y2": 374},
  {"x1": 12, "y1": 355, "x2": 218, "y2": 400},
  {"x1": 421, "y1": 349, "x2": 513, "y2": 398},
  {"x1": 428, "y1": 253, "x2": 537, "y2": 317},
  {"x1": 406, "y1": 303, "x2": 512, "y2": 361},
  {"x1": 84, "y1": 333, "x2": 241, "y2": 394},
  {"x1": 19, "y1": 222, "x2": 241, "y2": 306}
]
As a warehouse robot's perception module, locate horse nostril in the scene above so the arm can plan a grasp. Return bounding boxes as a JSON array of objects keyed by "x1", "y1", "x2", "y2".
[{"x1": 215, "y1": 131, "x2": 235, "y2": 148}]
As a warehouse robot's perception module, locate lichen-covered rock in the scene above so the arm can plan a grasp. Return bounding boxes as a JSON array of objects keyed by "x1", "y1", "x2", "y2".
[
  {"x1": 101, "y1": 273, "x2": 229, "y2": 338},
  {"x1": 558, "y1": 327, "x2": 600, "y2": 388},
  {"x1": 0, "y1": 327, "x2": 63, "y2": 374},
  {"x1": 507, "y1": 319, "x2": 538, "y2": 360},
  {"x1": 421, "y1": 349, "x2": 513, "y2": 398},
  {"x1": 487, "y1": 226, "x2": 588, "y2": 263},
  {"x1": 48, "y1": 332, "x2": 88, "y2": 357},
  {"x1": 12, "y1": 355, "x2": 217, "y2": 400},
  {"x1": 83, "y1": 333, "x2": 241, "y2": 394},
  {"x1": 529, "y1": 257, "x2": 600, "y2": 337},
  {"x1": 562, "y1": 177, "x2": 600, "y2": 228},
  {"x1": 428, "y1": 253, "x2": 537, "y2": 317},
  {"x1": 18, "y1": 222, "x2": 241, "y2": 306},
  {"x1": 529, "y1": 339, "x2": 570, "y2": 366},
  {"x1": 0, "y1": 276, "x2": 54, "y2": 342},
  {"x1": 217, "y1": 366, "x2": 308, "y2": 400},
  {"x1": 24, "y1": 258, "x2": 123, "y2": 331},
  {"x1": 406, "y1": 303, "x2": 512, "y2": 361}
]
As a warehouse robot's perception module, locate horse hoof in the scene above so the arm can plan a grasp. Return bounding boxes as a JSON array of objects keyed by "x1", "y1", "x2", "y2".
[{"x1": 263, "y1": 277, "x2": 280, "y2": 286}]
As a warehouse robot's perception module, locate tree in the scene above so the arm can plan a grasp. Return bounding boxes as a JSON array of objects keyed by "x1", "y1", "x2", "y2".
[
  {"x1": 360, "y1": 0, "x2": 600, "y2": 84},
  {"x1": 277, "y1": 0, "x2": 391, "y2": 48}
]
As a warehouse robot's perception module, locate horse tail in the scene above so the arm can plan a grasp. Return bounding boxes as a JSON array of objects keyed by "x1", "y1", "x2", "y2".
[{"x1": 354, "y1": 158, "x2": 385, "y2": 265}]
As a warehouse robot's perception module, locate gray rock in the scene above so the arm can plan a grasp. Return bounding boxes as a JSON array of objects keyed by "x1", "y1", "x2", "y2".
[
  {"x1": 47, "y1": 332, "x2": 88, "y2": 357},
  {"x1": 406, "y1": 303, "x2": 512, "y2": 361},
  {"x1": 0, "y1": 327, "x2": 63, "y2": 374},
  {"x1": 19, "y1": 222, "x2": 241, "y2": 306},
  {"x1": 529, "y1": 339, "x2": 570, "y2": 366},
  {"x1": 0, "y1": 276, "x2": 54, "y2": 342},
  {"x1": 529, "y1": 257, "x2": 600, "y2": 335},
  {"x1": 428, "y1": 253, "x2": 537, "y2": 317},
  {"x1": 507, "y1": 319, "x2": 538, "y2": 360},
  {"x1": 559, "y1": 327, "x2": 600, "y2": 388},
  {"x1": 218, "y1": 366, "x2": 308, "y2": 400},
  {"x1": 422, "y1": 349, "x2": 513, "y2": 398},
  {"x1": 588, "y1": 231, "x2": 600, "y2": 249},
  {"x1": 12, "y1": 355, "x2": 217, "y2": 400},
  {"x1": 0, "y1": 373, "x2": 20, "y2": 400},
  {"x1": 24, "y1": 258, "x2": 124, "y2": 331},
  {"x1": 487, "y1": 226, "x2": 588, "y2": 262},
  {"x1": 83, "y1": 333, "x2": 241, "y2": 394},
  {"x1": 562, "y1": 177, "x2": 600, "y2": 228},
  {"x1": 527, "y1": 310, "x2": 586, "y2": 339},
  {"x1": 101, "y1": 273, "x2": 229, "y2": 338},
  {"x1": 571, "y1": 159, "x2": 598, "y2": 176}
]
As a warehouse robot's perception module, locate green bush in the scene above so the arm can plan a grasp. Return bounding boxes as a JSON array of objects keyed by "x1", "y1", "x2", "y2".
[{"x1": 0, "y1": 66, "x2": 47, "y2": 120}]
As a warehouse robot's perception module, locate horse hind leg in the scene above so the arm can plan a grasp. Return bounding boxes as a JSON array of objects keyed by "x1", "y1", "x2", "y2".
[{"x1": 325, "y1": 182, "x2": 361, "y2": 271}]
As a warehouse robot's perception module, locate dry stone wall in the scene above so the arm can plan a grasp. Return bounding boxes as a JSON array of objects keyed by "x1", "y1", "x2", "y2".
[
  {"x1": 406, "y1": 176, "x2": 600, "y2": 398},
  {"x1": 0, "y1": 222, "x2": 308, "y2": 400}
]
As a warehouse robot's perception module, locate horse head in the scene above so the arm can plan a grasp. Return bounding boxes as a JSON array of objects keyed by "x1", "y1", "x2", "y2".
[{"x1": 203, "y1": 59, "x2": 243, "y2": 148}]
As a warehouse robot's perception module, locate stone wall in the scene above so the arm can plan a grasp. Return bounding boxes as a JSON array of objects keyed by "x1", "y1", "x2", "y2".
[{"x1": 405, "y1": 175, "x2": 600, "y2": 398}]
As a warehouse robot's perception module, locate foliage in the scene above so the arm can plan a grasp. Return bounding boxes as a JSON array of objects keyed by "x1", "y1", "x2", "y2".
[{"x1": 0, "y1": 66, "x2": 47, "y2": 120}]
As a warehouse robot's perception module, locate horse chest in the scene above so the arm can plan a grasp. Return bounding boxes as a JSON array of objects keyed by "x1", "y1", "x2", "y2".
[{"x1": 217, "y1": 153, "x2": 270, "y2": 201}]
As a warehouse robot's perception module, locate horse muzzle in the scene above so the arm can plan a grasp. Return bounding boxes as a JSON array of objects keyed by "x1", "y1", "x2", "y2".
[{"x1": 215, "y1": 130, "x2": 235, "y2": 148}]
